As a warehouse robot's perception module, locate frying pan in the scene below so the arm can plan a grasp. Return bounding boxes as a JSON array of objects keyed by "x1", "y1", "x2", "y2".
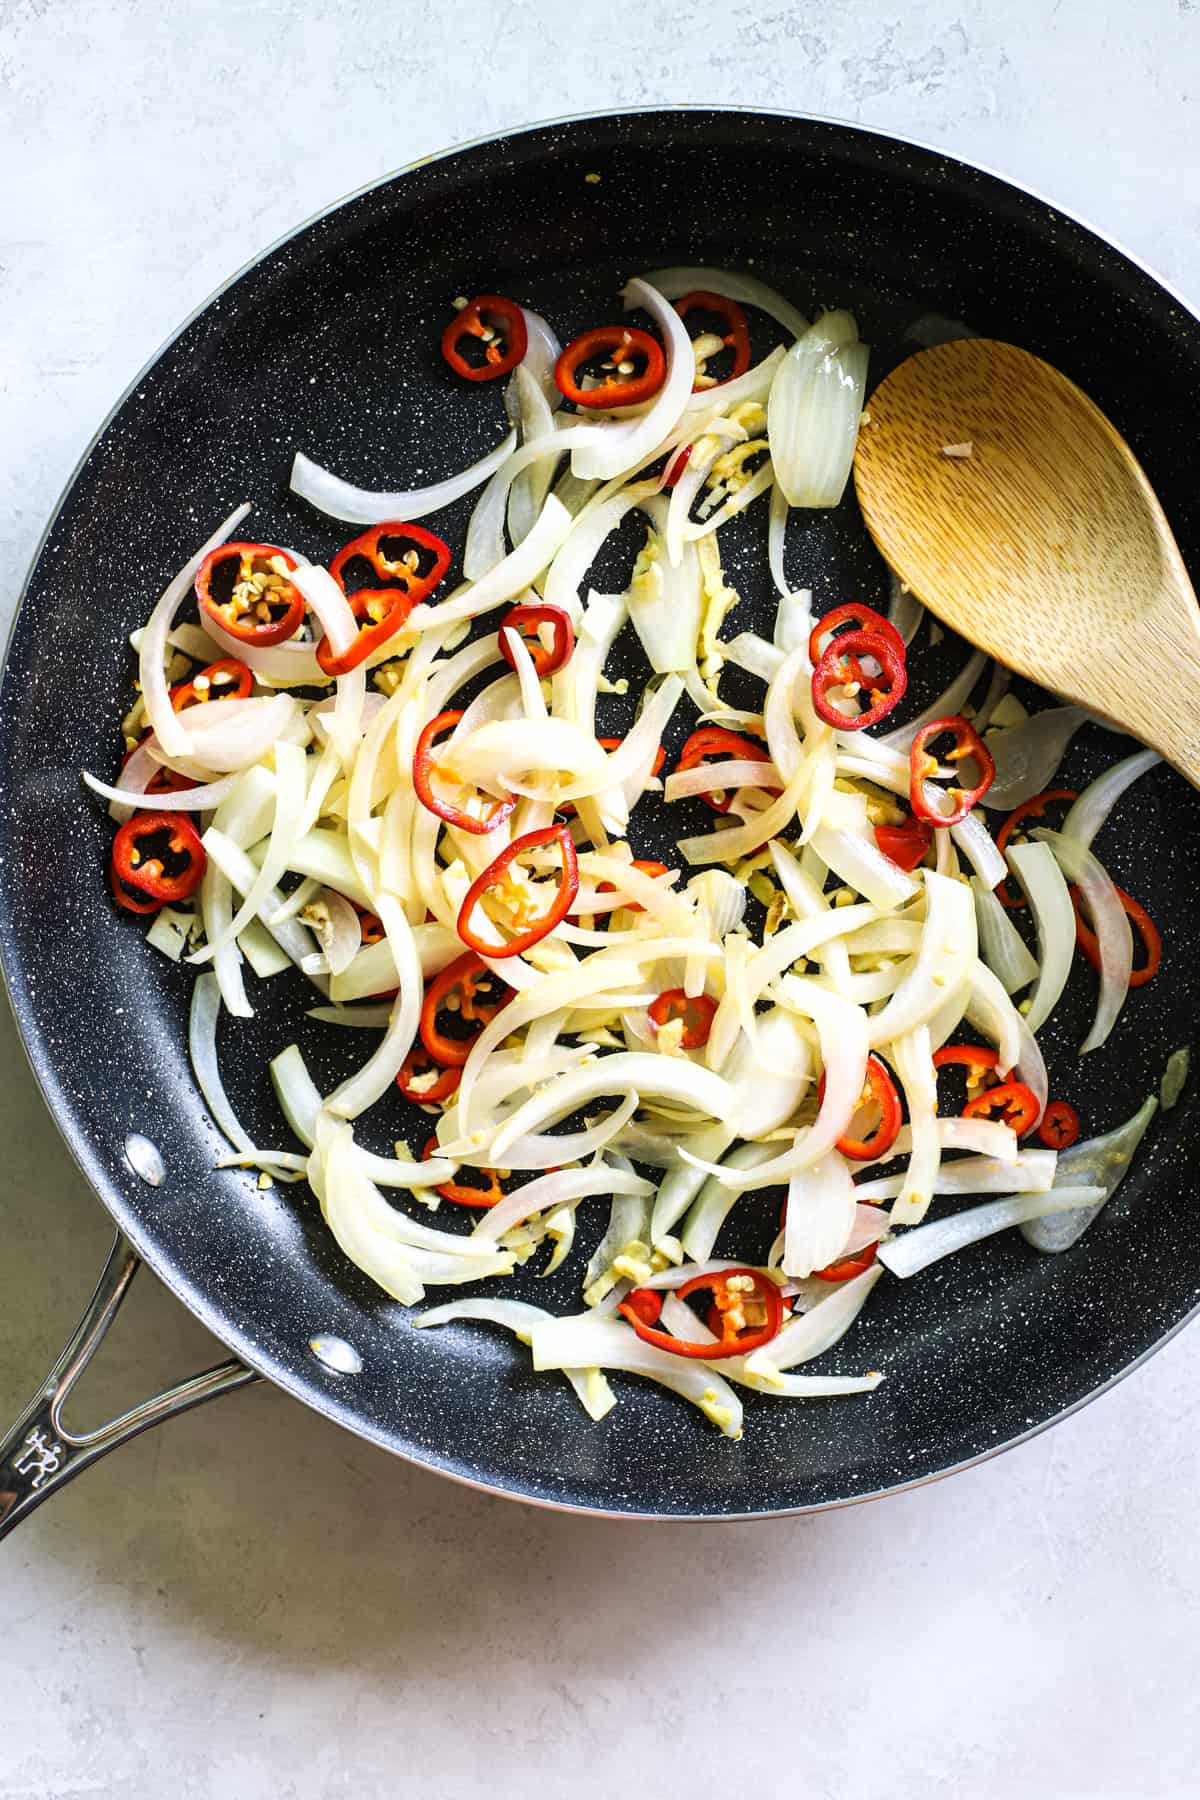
[{"x1": 3, "y1": 107, "x2": 1200, "y2": 1532}]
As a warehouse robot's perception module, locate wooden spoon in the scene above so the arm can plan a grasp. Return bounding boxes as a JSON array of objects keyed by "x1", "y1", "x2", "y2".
[{"x1": 852, "y1": 337, "x2": 1200, "y2": 785}]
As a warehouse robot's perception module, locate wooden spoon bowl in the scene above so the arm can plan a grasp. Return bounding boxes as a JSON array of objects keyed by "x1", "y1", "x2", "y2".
[{"x1": 853, "y1": 337, "x2": 1200, "y2": 785}]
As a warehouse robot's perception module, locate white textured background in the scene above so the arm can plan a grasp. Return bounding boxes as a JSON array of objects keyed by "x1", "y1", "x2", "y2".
[{"x1": 3, "y1": 3, "x2": 1200, "y2": 1796}]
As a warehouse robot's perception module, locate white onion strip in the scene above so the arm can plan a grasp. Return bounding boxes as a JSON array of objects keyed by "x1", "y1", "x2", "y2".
[
  {"x1": 188, "y1": 974, "x2": 300, "y2": 1180},
  {"x1": 139, "y1": 503, "x2": 251, "y2": 760},
  {"x1": 1005, "y1": 841, "x2": 1076, "y2": 1034},
  {"x1": 1033, "y1": 829, "x2": 1133, "y2": 1054},
  {"x1": 290, "y1": 431, "x2": 517, "y2": 524},
  {"x1": 325, "y1": 894, "x2": 422, "y2": 1120},
  {"x1": 878, "y1": 1189, "x2": 1104, "y2": 1278}
]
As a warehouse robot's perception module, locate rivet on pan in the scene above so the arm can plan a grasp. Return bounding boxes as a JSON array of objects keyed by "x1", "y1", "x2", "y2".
[
  {"x1": 124, "y1": 1133, "x2": 165, "y2": 1187},
  {"x1": 309, "y1": 1334, "x2": 363, "y2": 1376}
]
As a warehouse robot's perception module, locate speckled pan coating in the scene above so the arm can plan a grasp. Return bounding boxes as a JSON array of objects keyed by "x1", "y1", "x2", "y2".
[{"x1": 2, "y1": 109, "x2": 1199, "y2": 1520}]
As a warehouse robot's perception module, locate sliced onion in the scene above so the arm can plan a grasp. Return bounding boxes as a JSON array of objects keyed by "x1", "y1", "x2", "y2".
[
  {"x1": 301, "y1": 888, "x2": 362, "y2": 977},
  {"x1": 684, "y1": 345, "x2": 785, "y2": 416},
  {"x1": 979, "y1": 706, "x2": 1088, "y2": 811},
  {"x1": 1032, "y1": 829, "x2": 1133, "y2": 1054},
  {"x1": 742, "y1": 1264, "x2": 882, "y2": 1376},
  {"x1": 518, "y1": 308, "x2": 564, "y2": 408},
  {"x1": 1005, "y1": 840, "x2": 1078, "y2": 1034},
  {"x1": 864, "y1": 871, "x2": 975, "y2": 1048},
  {"x1": 314, "y1": 1118, "x2": 513, "y2": 1302},
  {"x1": 469, "y1": 1092, "x2": 641, "y2": 1173},
  {"x1": 188, "y1": 974, "x2": 300, "y2": 1180},
  {"x1": 325, "y1": 894, "x2": 422, "y2": 1120},
  {"x1": 810, "y1": 824, "x2": 919, "y2": 912},
  {"x1": 289, "y1": 566, "x2": 362, "y2": 766},
  {"x1": 84, "y1": 763, "x2": 241, "y2": 813},
  {"x1": 200, "y1": 611, "x2": 328, "y2": 686},
  {"x1": 1061, "y1": 748, "x2": 1162, "y2": 852},
  {"x1": 269, "y1": 1044, "x2": 453, "y2": 1189},
  {"x1": 629, "y1": 497, "x2": 703, "y2": 673},
  {"x1": 484, "y1": 1054, "x2": 735, "y2": 1166},
  {"x1": 544, "y1": 490, "x2": 647, "y2": 619},
  {"x1": 584, "y1": 1187, "x2": 653, "y2": 1295},
  {"x1": 768, "y1": 484, "x2": 792, "y2": 603},
  {"x1": 528, "y1": 1316, "x2": 743, "y2": 1437},
  {"x1": 886, "y1": 1025, "x2": 939, "y2": 1225},
  {"x1": 722, "y1": 630, "x2": 784, "y2": 683},
  {"x1": 856, "y1": 1148, "x2": 1055, "y2": 1202},
  {"x1": 642, "y1": 265, "x2": 808, "y2": 341},
  {"x1": 289, "y1": 431, "x2": 516, "y2": 524},
  {"x1": 406, "y1": 496, "x2": 572, "y2": 633},
  {"x1": 1022, "y1": 1096, "x2": 1157, "y2": 1252},
  {"x1": 768, "y1": 311, "x2": 868, "y2": 508},
  {"x1": 972, "y1": 876, "x2": 1039, "y2": 994},
  {"x1": 886, "y1": 574, "x2": 924, "y2": 648},
  {"x1": 471, "y1": 1163, "x2": 654, "y2": 1245},
  {"x1": 139, "y1": 503, "x2": 251, "y2": 761},
  {"x1": 677, "y1": 1143, "x2": 781, "y2": 1265},
  {"x1": 853, "y1": 1116, "x2": 1018, "y2": 1168},
  {"x1": 783, "y1": 1152, "x2": 857, "y2": 1278},
  {"x1": 835, "y1": 736, "x2": 1006, "y2": 886},
  {"x1": 879, "y1": 1188, "x2": 1105, "y2": 1278},
  {"x1": 507, "y1": 363, "x2": 561, "y2": 548},
  {"x1": 415, "y1": 1297, "x2": 615, "y2": 1421},
  {"x1": 972, "y1": 663, "x2": 1011, "y2": 735},
  {"x1": 557, "y1": 279, "x2": 694, "y2": 482}
]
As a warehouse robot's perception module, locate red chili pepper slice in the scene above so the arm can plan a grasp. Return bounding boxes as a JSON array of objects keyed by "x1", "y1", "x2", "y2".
[
  {"x1": 318, "y1": 522, "x2": 452, "y2": 675},
  {"x1": 812, "y1": 629, "x2": 908, "y2": 731},
  {"x1": 421, "y1": 1135, "x2": 507, "y2": 1208},
  {"x1": 962, "y1": 1080, "x2": 1040, "y2": 1136},
  {"x1": 1071, "y1": 883, "x2": 1162, "y2": 987},
  {"x1": 419, "y1": 952, "x2": 511, "y2": 1067},
  {"x1": 994, "y1": 789, "x2": 1079, "y2": 908},
  {"x1": 673, "y1": 290, "x2": 751, "y2": 389},
  {"x1": 874, "y1": 813, "x2": 934, "y2": 872},
  {"x1": 397, "y1": 1046, "x2": 462, "y2": 1107},
  {"x1": 813, "y1": 1242, "x2": 880, "y2": 1283},
  {"x1": 910, "y1": 716, "x2": 995, "y2": 825},
  {"x1": 555, "y1": 326, "x2": 666, "y2": 410},
  {"x1": 441, "y1": 295, "x2": 528, "y2": 383},
  {"x1": 170, "y1": 657, "x2": 253, "y2": 711},
  {"x1": 648, "y1": 988, "x2": 717, "y2": 1049},
  {"x1": 932, "y1": 1042, "x2": 1002, "y2": 1109},
  {"x1": 662, "y1": 444, "x2": 692, "y2": 487},
  {"x1": 815, "y1": 1055, "x2": 903, "y2": 1161},
  {"x1": 457, "y1": 823, "x2": 579, "y2": 958},
  {"x1": 499, "y1": 602, "x2": 575, "y2": 677},
  {"x1": 618, "y1": 1267, "x2": 783, "y2": 1360},
  {"x1": 932, "y1": 1044, "x2": 1001, "y2": 1081},
  {"x1": 622, "y1": 1288, "x2": 663, "y2": 1328},
  {"x1": 412, "y1": 709, "x2": 517, "y2": 836},
  {"x1": 1038, "y1": 1100, "x2": 1081, "y2": 1150},
  {"x1": 808, "y1": 604, "x2": 906, "y2": 669},
  {"x1": 195, "y1": 543, "x2": 305, "y2": 647},
  {"x1": 675, "y1": 726, "x2": 779, "y2": 814},
  {"x1": 110, "y1": 811, "x2": 206, "y2": 913}
]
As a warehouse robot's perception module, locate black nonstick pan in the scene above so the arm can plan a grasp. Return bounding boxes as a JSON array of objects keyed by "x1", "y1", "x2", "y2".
[{"x1": 3, "y1": 107, "x2": 1199, "y2": 1530}]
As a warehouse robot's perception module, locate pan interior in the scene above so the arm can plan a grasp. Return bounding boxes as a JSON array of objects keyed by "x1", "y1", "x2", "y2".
[{"x1": 3, "y1": 110, "x2": 1199, "y2": 1517}]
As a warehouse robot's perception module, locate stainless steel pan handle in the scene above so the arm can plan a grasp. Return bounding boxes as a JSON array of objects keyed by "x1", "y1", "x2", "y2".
[{"x1": 0, "y1": 1231, "x2": 257, "y2": 1540}]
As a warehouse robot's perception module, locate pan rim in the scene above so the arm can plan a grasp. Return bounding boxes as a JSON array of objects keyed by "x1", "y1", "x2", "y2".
[{"x1": 4, "y1": 102, "x2": 1198, "y2": 1521}]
